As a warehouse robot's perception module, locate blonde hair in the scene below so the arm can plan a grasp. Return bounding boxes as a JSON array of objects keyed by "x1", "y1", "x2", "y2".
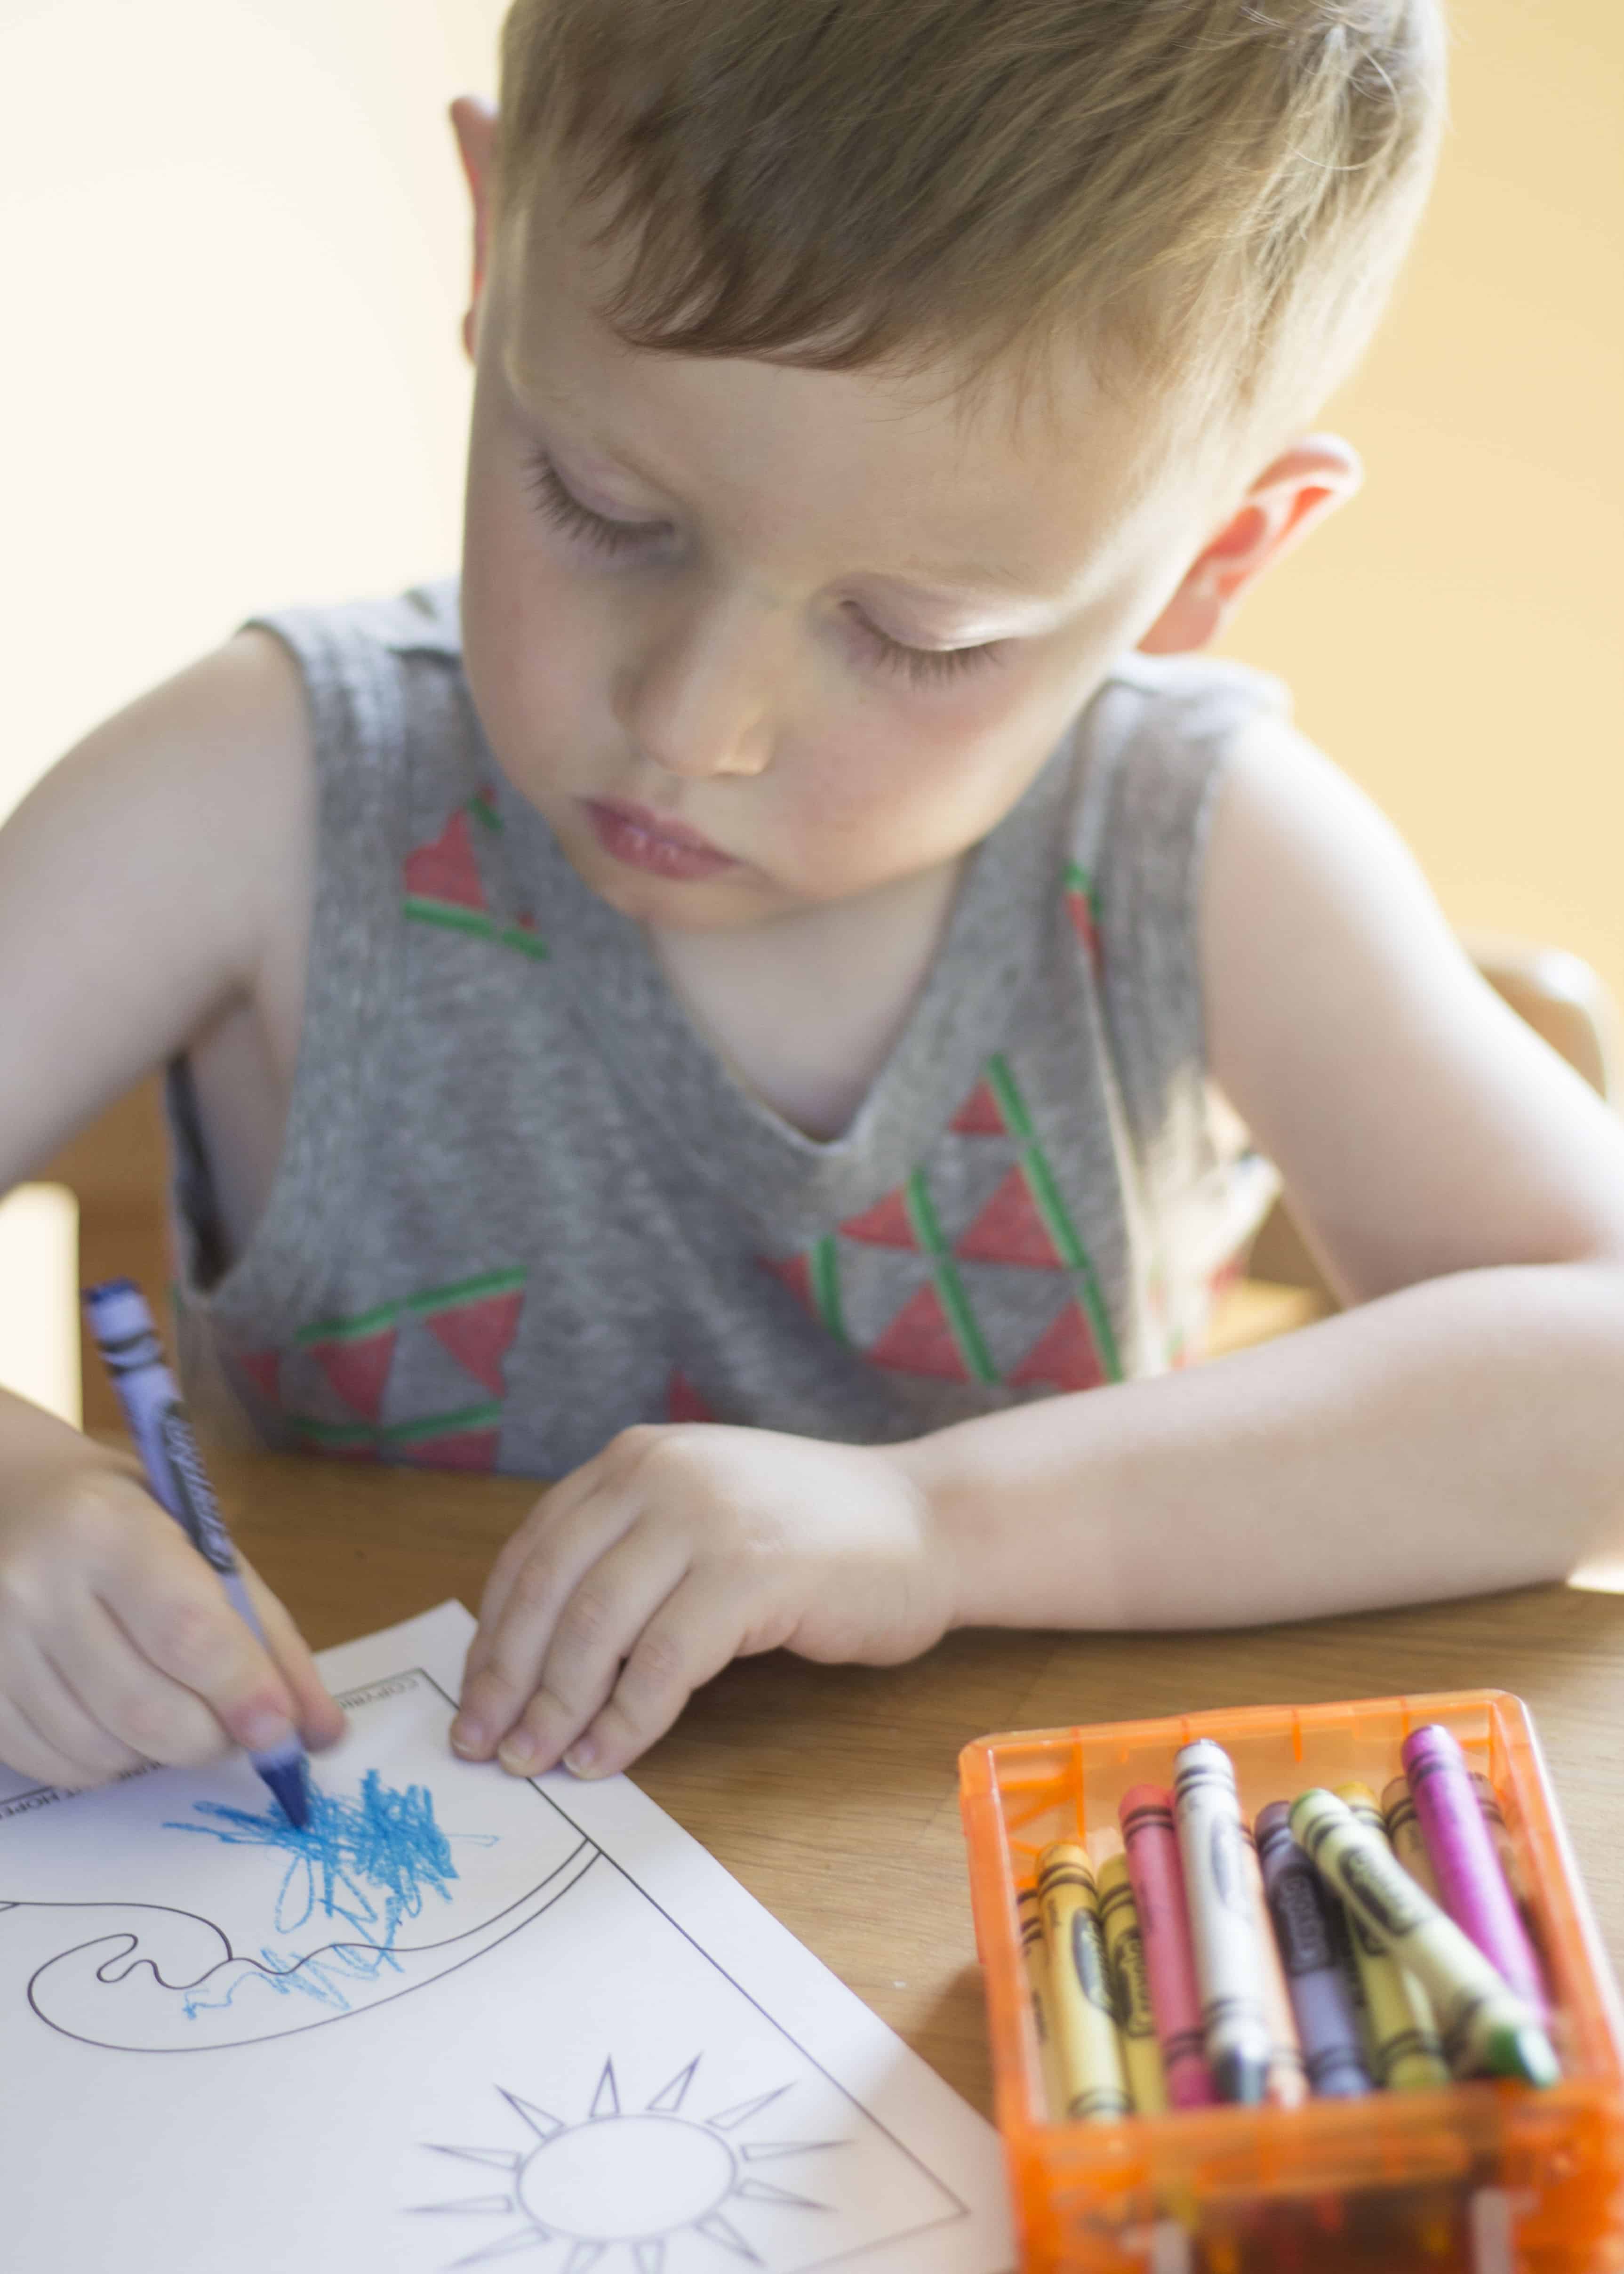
[{"x1": 494, "y1": 0, "x2": 1446, "y2": 446}]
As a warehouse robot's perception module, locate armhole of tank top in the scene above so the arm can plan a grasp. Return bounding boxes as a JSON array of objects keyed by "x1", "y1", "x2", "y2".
[
  {"x1": 168, "y1": 601, "x2": 408, "y2": 1343},
  {"x1": 1070, "y1": 663, "x2": 1274, "y2": 1171}
]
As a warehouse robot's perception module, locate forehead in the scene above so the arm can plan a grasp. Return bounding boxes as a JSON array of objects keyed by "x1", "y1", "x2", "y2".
[{"x1": 491, "y1": 193, "x2": 1198, "y2": 603}]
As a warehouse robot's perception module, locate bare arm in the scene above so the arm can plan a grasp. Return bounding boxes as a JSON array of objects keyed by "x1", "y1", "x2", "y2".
[
  {"x1": 899, "y1": 720, "x2": 1624, "y2": 1627},
  {"x1": 0, "y1": 633, "x2": 341, "y2": 1783}
]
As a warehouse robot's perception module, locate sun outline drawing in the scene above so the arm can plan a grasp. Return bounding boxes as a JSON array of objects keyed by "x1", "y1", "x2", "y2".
[{"x1": 414, "y1": 2054, "x2": 846, "y2": 2270}]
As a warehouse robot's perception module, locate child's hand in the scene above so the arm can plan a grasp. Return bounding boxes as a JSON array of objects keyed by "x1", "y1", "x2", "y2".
[
  {"x1": 451, "y1": 1425, "x2": 954, "y2": 1780},
  {"x1": 0, "y1": 1451, "x2": 346, "y2": 1790}
]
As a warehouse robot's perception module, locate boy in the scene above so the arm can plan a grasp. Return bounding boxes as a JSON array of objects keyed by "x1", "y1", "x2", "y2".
[{"x1": 2, "y1": 0, "x2": 1622, "y2": 1802}]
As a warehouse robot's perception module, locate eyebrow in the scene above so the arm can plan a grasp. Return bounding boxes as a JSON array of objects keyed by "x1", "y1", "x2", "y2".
[{"x1": 504, "y1": 351, "x2": 1068, "y2": 615}]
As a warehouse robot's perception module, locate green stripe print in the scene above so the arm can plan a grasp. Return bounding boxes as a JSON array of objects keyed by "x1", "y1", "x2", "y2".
[
  {"x1": 403, "y1": 898, "x2": 549, "y2": 961},
  {"x1": 984, "y1": 1056, "x2": 1122, "y2": 1382},
  {"x1": 289, "y1": 1399, "x2": 502, "y2": 1453},
  {"x1": 904, "y1": 1170, "x2": 999, "y2": 1385},
  {"x1": 808, "y1": 1236, "x2": 848, "y2": 1345},
  {"x1": 297, "y1": 1267, "x2": 526, "y2": 1349}
]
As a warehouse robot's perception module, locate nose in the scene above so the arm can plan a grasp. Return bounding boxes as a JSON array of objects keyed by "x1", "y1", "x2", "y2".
[{"x1": 613, "y1": 588, "x2": 779, "y2": 781}]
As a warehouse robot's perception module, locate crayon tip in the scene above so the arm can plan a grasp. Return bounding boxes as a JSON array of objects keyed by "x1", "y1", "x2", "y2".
[
  {"x1": 261, "y1": 1757, "x2": 311, "y2": 1830},
  {"x1": 1484, "y1": 2023, "x2": 1560, "y2": 2089},
  {"x1": 1211, "y1": 2051, "x2": 1269, "y2": 2105}
]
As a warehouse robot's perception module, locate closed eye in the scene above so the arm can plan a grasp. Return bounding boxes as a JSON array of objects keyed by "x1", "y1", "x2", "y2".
[
  {"x1": 846, "y1": 607, "x2": 1004, "y2": 689},
  {"x1": 522, "y1": 448, "x2": 670, "y2": 557}
]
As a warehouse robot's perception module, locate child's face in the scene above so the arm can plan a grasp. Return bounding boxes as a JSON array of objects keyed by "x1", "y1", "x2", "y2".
[{"x1": 458, "y1": 190, "x2": 1229, "y2": 935}]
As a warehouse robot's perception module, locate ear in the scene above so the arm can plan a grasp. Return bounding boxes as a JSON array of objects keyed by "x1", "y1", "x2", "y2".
[
  {"x1": 450, "y1": 96, "x2": 500, "y2": 366},
  {"x1": 1137, "y1": 435, "x2": 1362, "y2": 656}
]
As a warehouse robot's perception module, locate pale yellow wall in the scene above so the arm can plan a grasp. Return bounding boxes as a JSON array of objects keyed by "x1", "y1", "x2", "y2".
[
  {"x1": 4, "y1": 1, "x2": 1619, "y2": 1004},
  {"x1": 1215, "y1": 0, "x2": 1623, "y2": 1010}
]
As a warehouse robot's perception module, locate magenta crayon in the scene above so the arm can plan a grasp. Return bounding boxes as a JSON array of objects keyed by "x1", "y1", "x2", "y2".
[
  {"x1": 1256, "y1": 1803, "x2": 1372, "y2": 2098},
  {"x1": 1120, "y1": 1784, "x2": 1216, "y2": 2106},
  {"x1": 1401, "y1": 1724, "x2": 1548, "y2": 2021}
]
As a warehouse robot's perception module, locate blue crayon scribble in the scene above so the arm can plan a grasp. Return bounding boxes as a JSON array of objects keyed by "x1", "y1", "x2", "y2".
[{"x1": 161, "y1": 1770, "x2": 498, "y2": 2017}]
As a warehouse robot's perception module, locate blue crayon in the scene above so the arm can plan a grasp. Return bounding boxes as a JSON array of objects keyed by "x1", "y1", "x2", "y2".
[
  {"x1": 1256, "y1": 1802, "x2": 1372, "y2": 2098},
  {"x1": 82, "y1": 1279, "x2": 310, "y2": 1827}
]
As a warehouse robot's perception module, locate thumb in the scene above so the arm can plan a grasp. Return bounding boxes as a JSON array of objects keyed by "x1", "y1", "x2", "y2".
[{"x1": 236, "y1": 1558, "x2": 348, "y2": 1751}]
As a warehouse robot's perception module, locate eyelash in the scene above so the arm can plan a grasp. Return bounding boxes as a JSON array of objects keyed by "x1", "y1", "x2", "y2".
[{"x1": 521, "y1": 446, "x2": 1003, "y2": 690}]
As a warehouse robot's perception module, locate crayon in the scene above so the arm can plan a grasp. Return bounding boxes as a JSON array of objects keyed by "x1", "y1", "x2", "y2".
[
  {"x1": 1256, "y1": 1802, "x2": 1372, "y2": 2098},
  {"x1": 1468, "y1": 1768, "x2": 1550, "y2": 1993},
  {"x1": 1401, "y1": 1726, "x2": 1548, "y2": 2020},
  {"x1": 1173, "y1": 1740, "x2": 1272, "y2": 2105},
  {"x1": 1239, "y1": 1823, "x2": 1310, "y2": 2105},
  {"x1": 1097, "y1": 1853, "x2": 1168, "y2": 2114},
  {"x1": 1381, "y1": 1775, "x2": 1440, "y2": 1901},
  {"x1": 83, "y1": 1279, "x2": 310, "y2": 1827},
  {"x1": 1017, "y1": 1880, "x2": 1068, "y2": 2121},
  {"x1": 1291, "y1": 1788, "x2": 1560, "y2": 2087},
  {"x1": 1038, "y1": 1842, "x2": 1132, "y2": 2121},
  {"x1": 1120, "y1": 1785, "x2": 1215, "y2": 2107},
  {"x1": 1331, "y1": 1782, "x2": 1450, "y2": 2090}
]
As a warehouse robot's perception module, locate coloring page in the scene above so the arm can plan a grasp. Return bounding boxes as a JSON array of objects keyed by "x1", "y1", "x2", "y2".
[{"x1": 0, "y1": 1599, "x2": 1013, "y2": 2273}]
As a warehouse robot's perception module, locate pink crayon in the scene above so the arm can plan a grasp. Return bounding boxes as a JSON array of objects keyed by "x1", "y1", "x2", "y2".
[
  {"x1": 1400, "y1": 1724, "x2": 1549, "y2": 2021},
  {"x1": 1120, "y1": 1783, "x2": 1216, "y2": 2106}
]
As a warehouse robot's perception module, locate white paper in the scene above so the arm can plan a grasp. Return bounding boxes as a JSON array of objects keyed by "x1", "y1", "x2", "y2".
[{"x1": 0, "y1": 1600, "x2": 1013, "y2": 2272}]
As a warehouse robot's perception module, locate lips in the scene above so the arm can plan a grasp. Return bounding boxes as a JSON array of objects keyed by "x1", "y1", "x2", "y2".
[{"x1": 582, "y1": 799, "x2": 740, "y2": 882}]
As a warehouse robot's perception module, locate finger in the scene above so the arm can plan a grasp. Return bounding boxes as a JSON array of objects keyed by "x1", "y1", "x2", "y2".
[
  {"x1": 0, "y1": 1687, "x2": 118, "y2": 1792},
  {"x1": 452, "y1": 1478, "x2": 639, "y2": 1758},
  {"x1": 494, "y1": 1528, "x2": 693, "y2": 1778},
  {"x1": 55, "y1": 1595, "x2": 230, "y2": 1770},
  {"x1": 5, "y1": 1631, "x2": 146, "y2": 1785},
  {"x1": 235, "y1": 1560, "x2": 347, "y2": 1749},
  {"x1": 565, "y1": 1572, "x2": 750, "y2": 1780},
  {"x1": 102, "y1": 1531, "x2": 300, "y2": 1760},
  {"x1": 462, "y1": 1470, "x2": 598, "y2": 1692}
]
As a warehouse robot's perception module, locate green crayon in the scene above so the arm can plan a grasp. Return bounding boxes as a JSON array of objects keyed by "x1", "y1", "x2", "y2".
[
  {"x1": 1291, "y1": 1789, "x2": 1560, "y2": 2088},
  {"x1": 1334, "y1": 1781, "x2": 1449, "y2": 2091}
]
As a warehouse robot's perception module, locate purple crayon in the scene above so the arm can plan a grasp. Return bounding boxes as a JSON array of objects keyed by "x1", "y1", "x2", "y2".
[
  {"x1": 1256, "y1": 1803, "x2": 1372, "y2": 2098},
  {"x1": 1401, "y1": 1724, "x2": 1547, "y2": 2021}
]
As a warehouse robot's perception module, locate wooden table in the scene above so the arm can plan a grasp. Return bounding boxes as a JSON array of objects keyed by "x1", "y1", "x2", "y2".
[{"x1": 215, "y1": 1447, "x2": 1624, "y2": 2122}]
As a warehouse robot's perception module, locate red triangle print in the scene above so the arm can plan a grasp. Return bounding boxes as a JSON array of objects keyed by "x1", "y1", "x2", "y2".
[
  {"x1": 867, "y1": 1282, "x2": 970, "y2": 1381},
  {"x1": 1067, "y1": 888, "x2": 1102, "y2": 965},
  {"x1": 840, "y1": 1188, "x2": 917, "y2": 1249},
  {"x1": 1008, "y1": 1302, "x2": 1106, "y2": 1393},
  {"x1": 400, "y1": 1429, "x2": 499, "y2": 1472},
  {"x1": 950, "y1": 1080, "x2": 1006, "y2": 1136},
  {"x1": 236, "y1": 1350, "x2": 281, "y2": 1403},
  {"x1": 311, "y1": 1330, "x2": 397, "y2": 1422},
  {"x1": 955, "y1": 1166, "x2": 1063, "y2": 1269},
  {"x1": 667, "y1": 1371, "x2": 718, "y2": 1423},
  {"x1": 403, "y1": 810, "x2": 486, "y2": 912},
  {"x1": 760, "y1": 1252, "x2": 813, "y2": 1310},
  {"x1": 427, "y1": 1291, "x2": 524, "y2": 1398}
]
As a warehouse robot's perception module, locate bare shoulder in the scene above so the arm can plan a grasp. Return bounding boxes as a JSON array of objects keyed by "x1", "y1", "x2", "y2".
[
  {"x1": 1199, "y1": 713, "x2": 1624, "y2": 1301},
  {"x1": 0, "y1": 627, "x2": 315, "y2": 1184}
]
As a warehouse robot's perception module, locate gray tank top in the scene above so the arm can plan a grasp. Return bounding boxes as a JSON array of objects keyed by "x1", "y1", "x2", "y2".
[{"x1": 170, "y1": 575, "x2": 1284, "y2": 1476}]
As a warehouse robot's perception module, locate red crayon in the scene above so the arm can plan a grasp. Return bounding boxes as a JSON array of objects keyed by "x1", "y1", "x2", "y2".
[{"x1": 1120, "y1": 1783, "x2": 1216, "y2": 2107}]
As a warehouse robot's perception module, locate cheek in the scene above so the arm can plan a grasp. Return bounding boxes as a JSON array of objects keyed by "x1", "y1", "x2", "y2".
[{"x1": 774, "y1": 683, "x2": 1047, "y2": 887}]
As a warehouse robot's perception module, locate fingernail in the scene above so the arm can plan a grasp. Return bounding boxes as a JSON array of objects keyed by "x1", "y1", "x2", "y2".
[
  {"x1": 450, "y1": 1718, "x2": 487, "y2": 1756},
  {"x1": 498, "y1": 1737, "x2": 541, "y2": 1776},
  {"x1": 241, "y1": 1711, "x2": 297, "y2": 1752},
  {"x1": 563, "y1": 1737, "x2": 597, "y2": 1776}
]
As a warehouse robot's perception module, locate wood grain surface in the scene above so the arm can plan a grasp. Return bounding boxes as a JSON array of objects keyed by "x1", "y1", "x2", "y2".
[{"x1": 208, "y1": 1446, "x2": 1624, "y2": 2122}]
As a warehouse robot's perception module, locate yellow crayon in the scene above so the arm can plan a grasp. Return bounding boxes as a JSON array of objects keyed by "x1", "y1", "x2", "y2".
[
  {"x1": 1017, "y1": 1881, "x2": 1068, "y2": 2121},
  {"x1": 1038, "y1": 1841, "x2": 1132, "y2": 2121},
  {"x1": 1381, "y1": 1775, "x2": 1440, "y2": 1901},
  {"x1": 1333, "y1": 1783, "x2": 1450, "y2": 2090},
  {"x1": 1097, "y1": 1853, "x2": 1168, "y2": 2114},
  {"x1": 1239, "y1": 1824, "x2": 1310, "y2": 2106}
]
